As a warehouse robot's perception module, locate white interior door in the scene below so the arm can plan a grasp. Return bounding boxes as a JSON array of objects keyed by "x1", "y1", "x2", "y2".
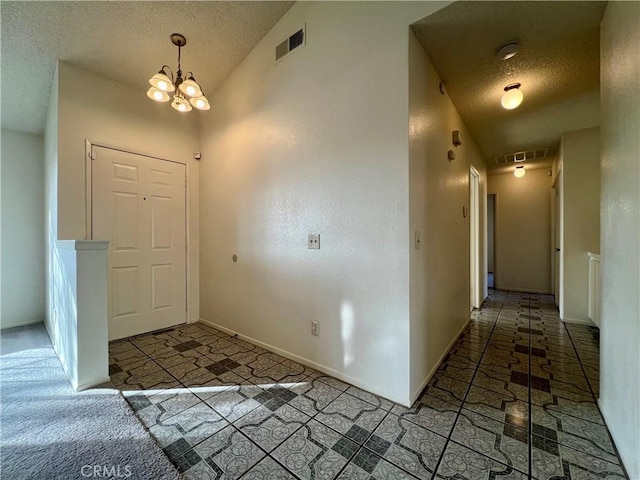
[
  {"x1": 92, "y1": 146, "x2": 187, "y2": 340},
  {"x1": 470, "y1": 167, "x2": 481, "y2": 310}
]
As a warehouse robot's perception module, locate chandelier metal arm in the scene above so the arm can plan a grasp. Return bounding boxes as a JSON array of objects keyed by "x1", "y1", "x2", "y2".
[{"x1": 160, "y1": 65, "x2": 174, "y2": 83}]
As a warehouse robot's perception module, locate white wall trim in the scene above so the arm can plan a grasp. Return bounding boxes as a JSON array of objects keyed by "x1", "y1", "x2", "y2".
[
  {"x1": 55, "y1": 239, "x2": 77, "y2": 250},
  {"x1": 497, "y1": 286, "x2": 552, "y2": 295},
  {"x1": 85, "y1": 139, "x2": 93, "y2": 240},
  {"x1": 561, "y1": 316, "x2": 596, "y2": 326},
  {"x1": 185, "y1": 161, "x2": 194, "y2": 324},
  {"x1": 199, "y1": 317, "x2": 406, "y2": 406},
  {"x1": 410, "y1": 318, "x2": 471, "y2": 405},
  {"x1": 56, "y1": 240, "x2": 109, "y2": 251},
  {"x1": 470, "y1": 166, "x2": 482, "y2": 309},
  {"x1": 0, "y1": 319, "x2": 43, "y2": 330},
  {"x1": 76, "y1": 376, "x2": 112, "y2": 392}
]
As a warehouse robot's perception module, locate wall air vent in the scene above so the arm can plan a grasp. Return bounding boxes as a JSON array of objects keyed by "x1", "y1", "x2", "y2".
[
  {"x1": 275, "y1": 25, "x2": 306, "y2": 62},
  {"x1": 494, "y1": 147, "x2": 549, "y2": 165}
]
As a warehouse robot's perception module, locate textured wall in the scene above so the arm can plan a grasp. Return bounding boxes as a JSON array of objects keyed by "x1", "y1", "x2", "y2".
[
  {"x1": 488, "y1": 168, "x2": 553, "y2": 293},
  {"x1": 1, "y1": 129, "x2": 45, "y2": 329},
  {"x1": 56, "y1": 62, "x2": 200, "y2": 322},
  {"x1": 198, "y1": 1, "x2": 450, "y2": 405},
  {"x1": 408, "y1": 30, "x2": 488, "y2": 401},
  {"x1": 599, "y1": 2, "x2": 640, "y2": 478},
  {"x1": 560, "y1": 127, "x2": 600, "y2": 323}
]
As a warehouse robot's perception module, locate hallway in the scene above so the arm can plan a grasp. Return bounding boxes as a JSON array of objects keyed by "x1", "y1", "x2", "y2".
[{"x1": 109, "y1": 290, "x2": 627, "y2": 479}]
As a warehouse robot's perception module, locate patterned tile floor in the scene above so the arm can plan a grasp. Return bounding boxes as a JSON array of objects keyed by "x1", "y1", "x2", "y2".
[{"x1": 108, "y1": 290, "x2": 628, "y2": 480}]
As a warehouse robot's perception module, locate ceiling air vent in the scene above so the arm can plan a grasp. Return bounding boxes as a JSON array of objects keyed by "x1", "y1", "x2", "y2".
[
  {"x1": 275, "y1": 25, "x2": 306, "y2": 62},
  {"x1": 494, "y1": 147, "x2": 549, "y2": 165}
]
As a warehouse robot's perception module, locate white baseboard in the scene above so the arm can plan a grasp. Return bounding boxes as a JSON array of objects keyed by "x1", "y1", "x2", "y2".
[
  {"x1": 198, "y1": 317, "x2": 408, "y2": 406},
  {"x1": 498, "y1": 286, "x2": 552, "y2": 294},
  {"x1": 0, "y1": 318, "x2": 43, "y2": 330},
  {"x1": 562, "y1": 316, "x2": 596, "y2": 326},
  {"x1": 409, "y1": 318, "x2": 471, "y2": 405},
  {"x1": 76, "y1": 376, "x2": 112, "y2": 392}
]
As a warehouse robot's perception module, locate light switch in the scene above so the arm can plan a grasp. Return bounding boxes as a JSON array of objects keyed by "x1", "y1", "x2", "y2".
[{"x1": 452, "y1": 130, "x2": 463, "y2": 146}]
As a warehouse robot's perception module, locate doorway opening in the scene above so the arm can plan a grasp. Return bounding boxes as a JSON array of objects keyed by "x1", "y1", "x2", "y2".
[{"x1": 487, "y1": 193, "x2": 496, "y2": 289}]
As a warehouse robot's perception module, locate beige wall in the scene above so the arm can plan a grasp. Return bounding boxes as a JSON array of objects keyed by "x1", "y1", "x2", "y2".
[
  {"x1": 1, "y1": 129, "x2": 45, "y2": 329},
  {"x1": 408, "y1": 30, "x2": 487, "y2": 401},
  {"x1": 198, "y1": 1, "x2": 451, "y2": 405},
  {"x1": 56, "y1": 62, "x2": 200, "y2": 322},
  {"x1": 488, "y1": 168, "x2": 553, "y2": 293},
  {"x1": 46, "y1": 62, "x2": 201, "y2": 386},
  {"x1": 560, "y1": 127, "x2": 600, "y2": 323},
  {"x1": 599, "y1": 2, "x2": 640, "y2": 478}
]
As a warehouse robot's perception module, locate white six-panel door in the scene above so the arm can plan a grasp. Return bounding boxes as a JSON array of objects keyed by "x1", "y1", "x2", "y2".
[{"x1": 92, "y1": 146, "x2": 186, "y2": 340}]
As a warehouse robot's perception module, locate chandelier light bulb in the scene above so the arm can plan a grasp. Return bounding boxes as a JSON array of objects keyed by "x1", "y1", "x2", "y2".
[
  {"x1": 171, "y1": 95, "x2": 192, "y2": 112},
  {"x1": 190, "y1": 96, "x2": 211, "y2": 111},
  {"x1": 149, "y1": 71, "x2": 175, "y2": 93},
  {"x1": 501, "y1": 83, "x2": 523, "y2": 110},
  {"x1": 514, "y1": 166, "x2": 526, "y2": 178},
  {"x1": 146, "y1": 87, "x2": 170, "y2": 102},
  {"x1": 179, "y1": 76, "x2": 203, "y2": 98}
]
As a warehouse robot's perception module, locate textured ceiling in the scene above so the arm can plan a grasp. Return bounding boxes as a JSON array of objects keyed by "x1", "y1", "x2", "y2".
[
  {"x1": 412, "y1": 1, "x2": 606, "y2": 169},
  {"x1": 1, "y1": 1, "x2": 294, "y2": 134}
]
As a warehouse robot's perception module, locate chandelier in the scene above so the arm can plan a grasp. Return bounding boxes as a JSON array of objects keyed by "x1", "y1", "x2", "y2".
[{"x1": 147, "y1": 33, "x2": 210, "y2": 112}]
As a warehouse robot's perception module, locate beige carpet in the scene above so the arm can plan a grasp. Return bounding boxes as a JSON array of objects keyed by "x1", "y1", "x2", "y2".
[{"x1": 0, "y1": 323, "x2": 180, "y2": 480}]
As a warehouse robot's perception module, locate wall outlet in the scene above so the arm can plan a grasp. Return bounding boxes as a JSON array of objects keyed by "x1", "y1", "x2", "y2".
[
  {"x1": 311, "y1": 320, "x2": 320, "y2": 336},
  {"x1": 308, "y1": 234, "x2": 320, "y2": 249}
]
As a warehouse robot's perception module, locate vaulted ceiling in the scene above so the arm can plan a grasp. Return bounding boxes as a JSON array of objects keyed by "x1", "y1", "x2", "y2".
[
  {"x1": 1, "y1": 1, "x2": 294, "y2": 134},
  {"x1": 412, "y1": 1, "x2": 606, "y2": 171},
  {"x1": 2, "y1": 0, "x2": 606, "y2": 171}
]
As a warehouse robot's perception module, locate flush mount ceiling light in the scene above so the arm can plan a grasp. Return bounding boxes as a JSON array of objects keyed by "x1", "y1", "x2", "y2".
[
  {"x1": 514, "y1": 165, "x2": 526, "y2": 178},
  {"x1": 496, "y1": 41, "x2": 520, "y2": 60},
  {"x1": 501, "y1": 83, "x2": 524, "y2": 110},
  {"x1": 147, "y1": 33, "x2": 210, "y2": 112}
]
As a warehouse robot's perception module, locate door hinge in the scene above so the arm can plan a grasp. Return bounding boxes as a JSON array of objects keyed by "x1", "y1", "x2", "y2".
[{"x1": 88, "y1": 151, "x2": 96, "y2": 160}]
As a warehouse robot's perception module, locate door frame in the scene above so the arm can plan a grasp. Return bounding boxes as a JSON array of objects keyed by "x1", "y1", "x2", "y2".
[
  {"x1": 470, "y1": 166, "x2": 481, "y2": 310},
  {"x1": 552, "y1": 167, "x2": 564, "y2": 312},
  {"x1": 85, "y1": 140, "x2": 192, "y2": 326},
  {"x1": 487, "y1": 192, "x2": 497, "y2": 289}
]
